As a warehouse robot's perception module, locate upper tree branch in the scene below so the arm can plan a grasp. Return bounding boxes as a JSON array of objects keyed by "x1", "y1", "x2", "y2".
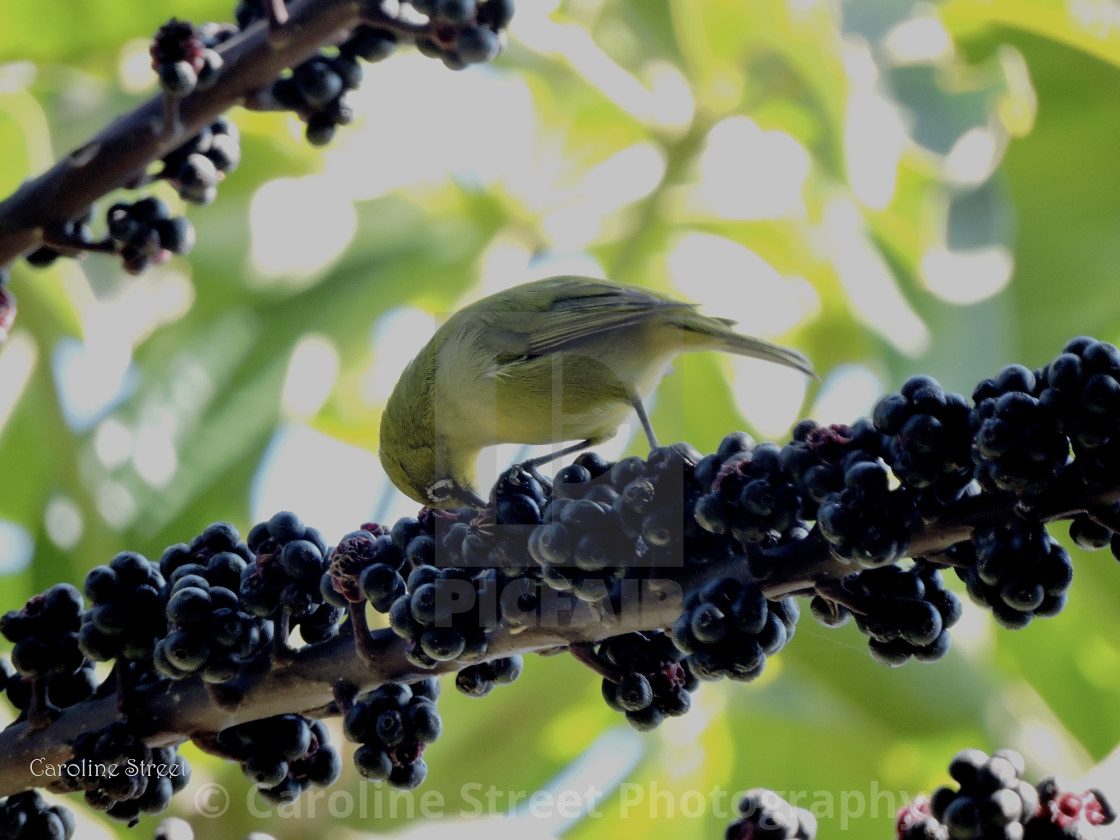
[{"x1": 0, "y1": 0, "x2": 418, "y2": 268}]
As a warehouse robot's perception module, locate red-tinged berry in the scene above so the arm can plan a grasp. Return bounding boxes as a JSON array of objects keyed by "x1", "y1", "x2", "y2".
[{"x1": 151, "y1": 19, "x2": 205, "y2": 71}]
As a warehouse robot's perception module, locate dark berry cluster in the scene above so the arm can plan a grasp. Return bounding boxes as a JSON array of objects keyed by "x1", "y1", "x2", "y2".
[
  {"x1": 727, "y1": 788, "x2": 817, "y2": 840},
  {"x1": 692, "y1": 432, "x2": 808, "y2": 549},
  {"x1": 154, "y1": 523, "x2": 273, "y2": 683},
  {"x1": 17, "y1": 0, "x2": 514, "y2": 285},
  {"x1": 341, "y1": 26, "x2": 400, "y2": 65},
  {"x1": 388, "y1": 563, "x2": 497, "y2": 667},
  {"x1": 344, "y1": 679, "x2": 442, "y2": 790},
  {"x1": 23, "y1": 211, "x2": 93, "y2": 269},
  {"x1": 873, "y1": 376, "x2": 973, "y2": 510},
  {"x1": 454, "y1": 654, "x2": 523, "y2": 696},
  {"x1": 241, "y1": 511, "x2": 340, "y2": 646},
  {"x1": 22, "y1": 196, "x2": 194, "y2": 276},
  {"x1": 271, "y1": 54, "x2": 361, "y2": 147},
  {"x1": 815, "y1": 563, "x2": 960, "y2": 666},
  {"x1": 410, "y1": 484, "x2": 549, "y2": 626},
  {"x1": 781, "y1": 420, "x2": 919, "y2": 568},
  {"x1": 0, "y1": 584, "x2": 95, "y2": 723},
  {"x1": 59, "y1": 722, "x2": 190, "y2": 825},
  {"x1": 324, "y1": 524, "x2": 407, "y2": 612},
  {"x1": 970, "y1": 365, "x2": 1068, "y2": 497},
  {"x1": 411, "y1": 0, "x2": 513, "y2": 69},
  {"x1": 776, "y1": 418, "x2": 881, "y2": 514},
  {"x1": 896, "y1": 749, "x2": 1118, "y2": 840},
  {"x1": 159, "y1": 520, "x2": 253, "y2": 582},
  {"x1": 412, "y1": 478, "x2": 547, "y2": 627},
  {"x1": 816, "y1": 451, "x2": 917, "y2": 567},
  {"x1": 331, "y1": 506, "x2": 541, "y2": 666},
  {"x1": 956, "y1": 522, "x2": 1072, "y2": 630},
  {"x1": 528, "y1": 446, "x2": 700, "y2": 602},
  {"x1": 1028, "y1": 776, "x2": 1116, "y2": 839},
  {"x1": 896, "y1": 795, "x2": 947, "y2": 840},
  {"x1": 236, "y1": 0, "x2": 512, "y2": 145},
  {"x1": 528, "y1": 490, "x2": 632, "y2": 602},
  {"x1": 107, "y1": 198, "x2": 195, "y2": 273},
  {"x1": 79, "y1": 552, "x2": 167, "y2": 665},
  {"x1": 0, "y1": 790, "x2": 75, "y2": 840},
  {"x1": 1, "y1": 584, "x2": 84, "y2": 683},
  {"x1": 476, "y1": 466, "x2": 549, "y2": 570},
  {"x1": 159, "y1": 117, "x2": 240, "y2": 205},
  {"x1": 928, "y1": 749, "x2": 1040, "y2": 840},
  {"x1": 671, "y1": 576, "x2": 798, "y2": 682},
  {"x1": 216, "y1": 715, "x2": 341, "y2": 803},
  {"x1": 598, "y1": 632, "x2": 697, "y2": 731},
  {"x1": 150, "y1": 19, "x2": 222, "y2": 97},
  {"x1": 242, "y1": 0, "x2": 510, "y2": 148},
  {"x1": 1038, "y1": 337, "x2": 1120, "y2": 484}
]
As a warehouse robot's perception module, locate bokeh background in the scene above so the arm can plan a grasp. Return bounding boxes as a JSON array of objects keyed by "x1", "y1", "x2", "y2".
[{"x1": 2, "y1": 0, "x2": 1120, "y2": 837}]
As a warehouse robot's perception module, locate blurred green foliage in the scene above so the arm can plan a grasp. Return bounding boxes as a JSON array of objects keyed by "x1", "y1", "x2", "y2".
[{"x1": 1, "y1": 1, "x2": 1119, "y2": 838}]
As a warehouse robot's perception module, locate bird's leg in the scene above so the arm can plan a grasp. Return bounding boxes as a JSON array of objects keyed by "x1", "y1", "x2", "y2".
[
  {"x1": 521, "y1": 438, "x2": 596, "y2": 485},
  {"x1": 518, "y1": 394, "x2": 658, "y2": 484},
  {"x1": 629, "y1": 392, "x2": 659, "y2": 450}
]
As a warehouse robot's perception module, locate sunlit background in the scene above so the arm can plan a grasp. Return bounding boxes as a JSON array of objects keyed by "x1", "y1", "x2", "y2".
[{"x1": 1, "y1": 0, "x2": 1120, "y2": 837}]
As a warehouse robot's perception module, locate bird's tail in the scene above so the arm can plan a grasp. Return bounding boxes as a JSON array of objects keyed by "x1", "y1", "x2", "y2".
[{"x1": 716, "y1": 330, "x2": 816, "y2": 378}]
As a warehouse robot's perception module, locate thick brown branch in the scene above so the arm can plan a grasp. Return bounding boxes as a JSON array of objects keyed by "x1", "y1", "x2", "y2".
[
  {"x1": 0, "y1": 477, "x2": 1116, "y2": 797},
  {"x1": 0, "y1": 587, "x2": 677, "y2": 796}
]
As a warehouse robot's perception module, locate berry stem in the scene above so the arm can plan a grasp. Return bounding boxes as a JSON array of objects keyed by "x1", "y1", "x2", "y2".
[
  {"x1": 39, "y1": 227, "x2": 115, "y2": 256},
  {"x1": 114, "y1": 661, "x2": 137, "y2": 718},
  {"x1": 347, "y1": 602, "x2": 380, "y2": 666},
  {"x1": 26, "y1": 678, "x2": 60, "y2": 731},
  {"x1": 331, "y1": 680, "x2": 358, "y2": 712},
  {"x1": 813, "y1": 581, "x2": 866, "y2": 615},
  {"x1": 271, "y1": 612, "x2": 295, "y2": 661},
  {"x1": 1087, "y1": 505, "x2": 1120, "y2": 532},
  {"x1": 568, "y1": 642, "x2": 623, "y2": 683},
  {"x1": 358, "y1": 0, "x2": 429, "y2": 36},
  {"x1": 188, "y1": 731, "x2": 240, "y2": 761},
  {"x1": 923, "y1": 548, "x2": 973, "y2": 570},
  {"x1": 159, "y1": 94, "x2": 185, "y2": 144}
]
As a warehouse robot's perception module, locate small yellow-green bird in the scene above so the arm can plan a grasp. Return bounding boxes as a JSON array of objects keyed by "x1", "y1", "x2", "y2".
[{"x1": 379, "y1": 276, "x2": 814, "y2": 508}]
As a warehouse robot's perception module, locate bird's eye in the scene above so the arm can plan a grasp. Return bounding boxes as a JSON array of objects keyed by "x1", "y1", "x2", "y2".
[{"x1": 427, "y1": 479, "x2": 455, "y2": 502}]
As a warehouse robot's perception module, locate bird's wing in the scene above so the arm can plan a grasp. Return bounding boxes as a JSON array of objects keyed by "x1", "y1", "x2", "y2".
[{"x1": 486, "y1": 279, "x2": 696, "y2": 361}]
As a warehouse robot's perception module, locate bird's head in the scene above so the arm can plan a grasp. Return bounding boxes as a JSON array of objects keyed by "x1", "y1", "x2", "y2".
[{"x1": 378, "y1": 414, "x2": 486, "y2": 510}]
